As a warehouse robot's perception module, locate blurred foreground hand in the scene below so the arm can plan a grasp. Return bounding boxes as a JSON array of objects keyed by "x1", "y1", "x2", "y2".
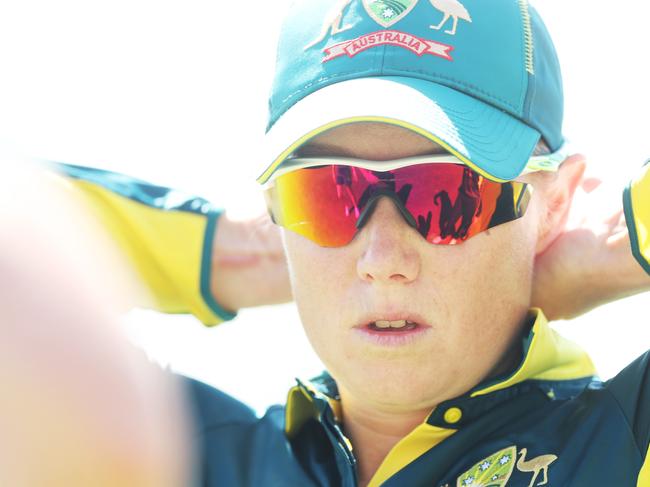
[{"x1": 0, "y1": 161, "x2": 192, "y2": 487}]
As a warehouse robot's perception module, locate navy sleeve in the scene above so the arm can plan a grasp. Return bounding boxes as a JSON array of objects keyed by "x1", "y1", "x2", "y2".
[{"x1": 605, "y1": 351, "x2": 650, "y2": 455}]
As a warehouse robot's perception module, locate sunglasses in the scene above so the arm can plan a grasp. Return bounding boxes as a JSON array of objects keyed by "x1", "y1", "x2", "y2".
[{"x1": 263, "y1": 151, "x2": 565, "y2": 247}]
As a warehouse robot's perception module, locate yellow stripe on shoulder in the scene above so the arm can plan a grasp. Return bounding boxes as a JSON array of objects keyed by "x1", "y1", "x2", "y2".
[
  {"x1": 49, "y1": 166, "x2": 233, "y2": 326},
  {"x1": 625, "y1": 161, "x2": 650, "y2": 275}
]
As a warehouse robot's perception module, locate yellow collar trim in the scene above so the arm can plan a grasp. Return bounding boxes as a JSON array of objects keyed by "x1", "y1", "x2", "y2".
[
  {"x1": 285, "y1": 377, "x2": 343, "y2": 440},
  {"x1": 367, "y1": 424, "x2": 456, "y2": 487},
  {"x1": 471, "y1": 308, "x2": 597, "y2": 397}
]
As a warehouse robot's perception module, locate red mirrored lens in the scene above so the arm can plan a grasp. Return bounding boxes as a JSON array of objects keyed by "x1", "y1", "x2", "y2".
[{"x1": 266, "y1": 164, "x2": 529, "y2": 247}]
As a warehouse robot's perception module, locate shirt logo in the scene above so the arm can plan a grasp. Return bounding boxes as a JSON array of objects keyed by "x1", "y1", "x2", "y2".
[
  {"x1": 454, "y1": 446, "x2": 559, "y2": 487},
  {"x1": 515, "y1": 447, "x2": 558, "y2": 487},
  {"x1": 456, "y1": 446, "x2": 516, "y2": 486}
]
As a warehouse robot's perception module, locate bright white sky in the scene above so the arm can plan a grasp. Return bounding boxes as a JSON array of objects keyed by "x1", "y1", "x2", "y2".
[{"x1": 0, "y1": 0, "x2": 648, "y2": 413}]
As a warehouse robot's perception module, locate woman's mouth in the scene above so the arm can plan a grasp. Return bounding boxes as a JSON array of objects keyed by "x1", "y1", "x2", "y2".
[
  {"x1": 354, "y1": 318, "x2": 431, "y2": 347},
  {"x1": 368, "y1": 320, "x2": 418, "y2": 331}
]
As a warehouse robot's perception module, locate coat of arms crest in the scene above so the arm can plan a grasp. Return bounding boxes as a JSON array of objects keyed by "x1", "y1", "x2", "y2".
[
  {"x1": 362, "y1": 0, "x2": 420, "y2": 28},
  {"x1": 456, "y1": 446, "x2": 516, "y2": 486}
]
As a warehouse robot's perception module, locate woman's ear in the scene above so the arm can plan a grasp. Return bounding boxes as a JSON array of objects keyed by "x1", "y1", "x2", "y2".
[{"x1": 535, "y1": 154, "x2": 587, "y2": 255}]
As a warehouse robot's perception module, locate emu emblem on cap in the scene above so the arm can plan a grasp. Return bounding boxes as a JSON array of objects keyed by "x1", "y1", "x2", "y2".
[
  {"x1": 429, "y1": 0, "x2": 472, "y2": 36},
  {"x1": 362, "y1": 0, "x2": 419, "y2": 28}
]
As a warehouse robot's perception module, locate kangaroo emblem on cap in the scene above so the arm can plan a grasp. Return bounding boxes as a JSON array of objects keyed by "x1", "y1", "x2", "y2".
[
  {"x1": 429, "y1": 0, "x2": 472, "y2": 35},
  {"x1": 304, "y1": 0, "x2": 355, "y2": 50}
]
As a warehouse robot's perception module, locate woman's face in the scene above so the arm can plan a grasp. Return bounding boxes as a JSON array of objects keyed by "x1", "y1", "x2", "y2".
[{"x1": 283, "y1": 123, "x2": 544, "y2": 411}]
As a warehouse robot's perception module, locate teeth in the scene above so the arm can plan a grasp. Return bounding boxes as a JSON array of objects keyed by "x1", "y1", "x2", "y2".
[{"x1": 374, "y1": 320, "x2": 412, "y2": 329}]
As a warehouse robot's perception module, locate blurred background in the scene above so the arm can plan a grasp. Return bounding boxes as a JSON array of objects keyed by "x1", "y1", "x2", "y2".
[{"x1": 0, "y1": 0, "x2": 648, "y2": 414}]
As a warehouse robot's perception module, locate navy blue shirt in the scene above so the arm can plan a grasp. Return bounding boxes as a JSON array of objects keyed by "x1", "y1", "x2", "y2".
[{"x1": 183, "y1": 309, "x2": 650, "y2": 486}]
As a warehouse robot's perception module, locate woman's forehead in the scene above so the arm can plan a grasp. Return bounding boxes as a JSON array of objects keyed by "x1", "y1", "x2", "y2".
[
  {"x1": 292, "y1": 122, "x2": 553, "y2": 186},
  {"x1": 296, "y1": 123, "x2": 448, "y2": 160}
]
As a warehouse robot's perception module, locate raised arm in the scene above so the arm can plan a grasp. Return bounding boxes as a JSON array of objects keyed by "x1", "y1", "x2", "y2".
[
  {"x1": 532, "y1": 158, "x2": 650, "y2": 320},
  {"x1": 49, "y1": 162, "x2": 291, "y2": 326}
]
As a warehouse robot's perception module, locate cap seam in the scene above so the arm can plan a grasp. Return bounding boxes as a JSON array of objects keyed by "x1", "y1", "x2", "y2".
[
  {"x1": 275, "y1": 67, "x2": 382, "y2": 117},
  {"x1": 436, "y1": 102, "x2": 510, "y2": 137},
  {"x1": 426, "y1": 120, "x2": 516, "y2": 156},
  {"x1": 275, "y1": 68, "x2": 520, "y2": 124},
  {"x1": 370, "y1": 68, "x2": 520, "y2": 113},
  {"x1": 424, "y1": 107, "x2": 533, "y2": 159},
  {"x1": 424, "y1": 95, "x2": 537, "y2": 152},
  {"x1": 526, "y1": 71, "x2": 538, "y2": 130},
  {"x1": 516, "y1": 0, "x2": 532, "y2": 113},
  {"x1": 378, "y1": 42, "x2": 387, "y2": 72},
  {"x1": 518, "y1": 0, "x2": 535, "y2": 75}
]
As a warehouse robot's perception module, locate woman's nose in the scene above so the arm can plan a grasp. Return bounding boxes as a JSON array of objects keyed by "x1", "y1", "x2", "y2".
[{"x1": 355, "y1": 197, "x2": 421, "y2": 284}]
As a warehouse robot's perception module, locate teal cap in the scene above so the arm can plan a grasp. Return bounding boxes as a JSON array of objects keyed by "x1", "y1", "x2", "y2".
[{"x1": 258, "y1": 0, "x2": 564, "y2": 184}]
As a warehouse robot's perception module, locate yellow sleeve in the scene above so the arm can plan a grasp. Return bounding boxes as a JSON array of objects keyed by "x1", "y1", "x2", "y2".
[
  {"x1": 624, "y1": 160, "x2": 650, "y2": 276},
  {"x1": 48, "y1": 162, "x2": 236, "y2": 326}
]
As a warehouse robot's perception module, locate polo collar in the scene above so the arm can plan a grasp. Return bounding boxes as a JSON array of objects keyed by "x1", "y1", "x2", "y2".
[
  {"x1": 285, "y1": 308, "x2": 597, "y2": 438},
  {"x1": 469, "y1": 307, "x2": 597, "y2": 397}
]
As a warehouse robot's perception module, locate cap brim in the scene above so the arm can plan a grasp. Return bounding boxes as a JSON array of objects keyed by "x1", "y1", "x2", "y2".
[{"x1": 259, "y1": 77, "x2": 541, "y2": 184}]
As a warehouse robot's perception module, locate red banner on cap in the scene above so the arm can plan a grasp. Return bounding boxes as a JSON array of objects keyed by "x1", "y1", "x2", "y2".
[{"x1": 322, "y1": 30, "x2": 454, "y2": 63}]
